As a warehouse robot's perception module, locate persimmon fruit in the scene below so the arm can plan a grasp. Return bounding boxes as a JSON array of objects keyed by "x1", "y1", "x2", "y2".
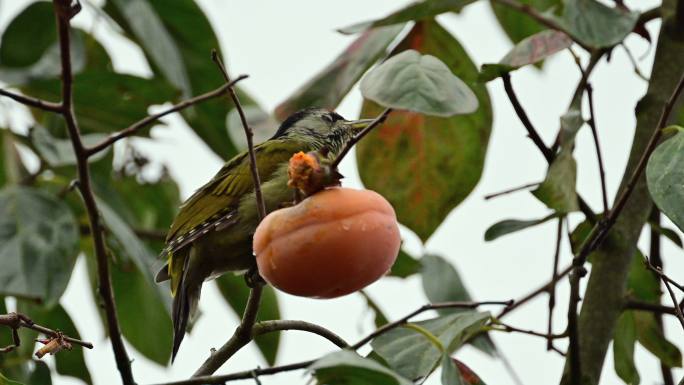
[{"x1": 253, "y1": 187, "x2": 400, "y2": 298}]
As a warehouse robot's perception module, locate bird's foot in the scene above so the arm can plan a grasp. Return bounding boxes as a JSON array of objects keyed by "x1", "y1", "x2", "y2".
[{"x1": 244, "y1": 267, "x2": 265, "y2": 288}]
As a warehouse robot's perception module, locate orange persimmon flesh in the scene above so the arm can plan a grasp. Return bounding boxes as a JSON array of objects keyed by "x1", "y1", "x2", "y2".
[{"x1": 253, "y1": 187, "x2": 400, "y2": 298}]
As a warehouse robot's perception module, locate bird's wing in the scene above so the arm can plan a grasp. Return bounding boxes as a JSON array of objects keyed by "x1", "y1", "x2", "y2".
[{"x1": 163, "y1": 138, "x2": 309, "y2": 253}]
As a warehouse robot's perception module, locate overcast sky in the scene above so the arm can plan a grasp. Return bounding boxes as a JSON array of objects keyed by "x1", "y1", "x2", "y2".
[{"x1": 1, "y1": 0, "x2": 681, "y2": 384}]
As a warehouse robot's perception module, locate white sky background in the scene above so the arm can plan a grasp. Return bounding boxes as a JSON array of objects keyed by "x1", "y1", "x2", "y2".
[{"x1": 1, "y1": 0, "x2": 683, "y2": 384}]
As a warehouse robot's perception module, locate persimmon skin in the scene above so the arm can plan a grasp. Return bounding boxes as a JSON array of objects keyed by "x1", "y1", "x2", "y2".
[{"x1": 253, "y1": 188, "x2": 400, "y2": 298}]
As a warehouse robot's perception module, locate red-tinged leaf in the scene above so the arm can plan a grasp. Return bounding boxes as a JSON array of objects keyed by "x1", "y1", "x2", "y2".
[
  {"x1": 275, "y1": 25, "x2": 404, "y2": 121},
  {"x1": 357, "y1": 20, "x2": 492, "y2": 242},
  {"x1": 479, "y1": 30, "x2": 572, "y2": 82},
  {"x1": 453, "y1": 359, "x2": 487, "y2": 385}
]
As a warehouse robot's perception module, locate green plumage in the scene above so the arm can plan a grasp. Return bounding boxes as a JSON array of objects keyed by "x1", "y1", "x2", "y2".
[{"x1": 157, "y1": 108, "x2": 372, "y2": 360}]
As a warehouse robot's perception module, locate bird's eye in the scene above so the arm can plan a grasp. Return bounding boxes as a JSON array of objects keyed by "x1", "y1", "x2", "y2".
[
  {"x1": 327, "y1": 112, "x2": 344, "y2": 123},
  {"x1": 322, "y1": 114, "x2": 333, "y2": 123}
]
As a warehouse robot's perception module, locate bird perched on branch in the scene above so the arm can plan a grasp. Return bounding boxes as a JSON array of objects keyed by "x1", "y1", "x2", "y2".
[{"x1": 155, "y1": 108, "x2": 373, "y2": 360}]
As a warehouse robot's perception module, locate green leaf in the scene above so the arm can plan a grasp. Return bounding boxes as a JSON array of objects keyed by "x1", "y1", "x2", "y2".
[
  {"x1": 626, "y1": 250, "x2": 659, "y2": 303},
  {"x1": 0, "y1": 130, "x2": 29, "y2": 186},
  {"x1": 389, "y1": 248, "x2": 422, "y2": 278},
  {"x1": 531, "y1": 108, "x2": 582, "y2": 213},
  {"x1": 96, "y1": 198, "x2": 165, "y2": 289},
  {"x1": 441, "y1": 354, "x2": 466, "y2": 385},
  {"x1": 359, "y1": 291, "x2": 390, "y2": 328},
  {"x1": 15, "y1": 301, "x2": 92, "y2": 384},
  {"x1": 613, "y1": 311, "x2": 639, "y2": 385},
  {"x1": 0, "y1": 372, "x2": 24, "y2": 385},
  {"x1": 361, "y1": 49, "x2": 478, "y2": 117},
  {"x1": 357, "y1": 20, "x2": 492, "y2": 242},
  {"x1": 484, "y1": 213, "x2": 559, "y2": 241},
  {"x1": 560, "y1": 0, "x2": 639, "y2": 49},
  {"x1": 24, "y1": 71, "x2": 177, "y2": 135},
  {"x1": 421, "y1": 254, "x2": 496, "y2": 356},
  {"x1": 26, "y1": 361, "x2": 51, "y2": 385},
  {"x1": 531, "y1": 151, "x2": 579, "y2": 213},
  {"x1": 110, "y1": 258, "x2": 172, "y2": 365},
  {"x1": 649, "y1": 221, "x2": 683, "y2": 248},
  {"x1": 109, "y1": 0, "x2": 192, "y2": 98},
  {"x1": 479, "y1": 30, "x2": 572, "y2": 82},
  {"x1": 0, "y1": 2, "x2": 56, "y2": 68},
  {"x1": 647, "y1": 131, "x2": 684, "y2": 232},
  {"x1": 275, "y1": 25, "x2": 404, "y2": 121},
  {"x1": 215, "y1": 274, "x2": 281, "y2": 365},
  {"x1": 309, "y1": 350, "x2": 413, "y2": 385},
  {"x1": 0, "y1": 2, "x2": 87, "y2": 85},
  {"x1": 104, "y1": 0, "x2": 253, "y2": 159},
  {"x1": 371, "y1": 312, "x2": 490, "y2": 380},
  {"x1": 490, "y1": 0, "x2": 561, "y2": 44},
  {"x1": 0, "y1": 186, "x2": 79, "y2": 306},
  {"x1": 29, "y1": 125, "x2": 109, "y2": 167},
  {"x1": 338, "y1": 0, "x2": 476, "y2": 35},
  {"x1": 634, "y1": 311, "x2": 682, "y2": 368}
]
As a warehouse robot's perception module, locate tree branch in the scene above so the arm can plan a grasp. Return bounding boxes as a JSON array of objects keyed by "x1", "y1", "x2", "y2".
[
  {"x1": 52, "y1": 1, "x2": 134, "y2": 383},
  {"x1": 547, "y1": 219, "x2": 563, "y2": 352},
  {"x1": 85, "y1": 75, "x2": 248, "y2": 157},
  {"x1": 193, "y1": 283, "x2": 264, "y2": 376},
  {"x1": 624, "y1": 299, "x2": 679, "y2": 315},
  {"x1": 649, "y1": 208, "x2": 675, "y2": 385},
  {"x1": 350, "y1": 300, "x2": 512, "y2": 350},
  {"x1": 0, "y1": 88, "x2": 62, "y2": 112},
  {"x1": 253, "y1": 320, "x2": 349, "y2": 348},
  {"x1": 585, "y1": 83, "x2": 609, "y2": 213},
  {"x1": 497, "y1": 265, "x2": 573, "y2": 319},
  {"x1": 0, "y1": 312, "x2": 93, "y2": 354},
  {"x1": 331, "y1": 107, "x2": 392, "y2": 169},
  {"x1": 501, "y1": 73, "x2": 597, "y2": 223},
  {"x1": 210, "y1": 50, "x2": 266, "y2": 220}
]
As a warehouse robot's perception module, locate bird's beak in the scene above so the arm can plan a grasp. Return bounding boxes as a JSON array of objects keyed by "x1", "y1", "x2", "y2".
[{"x1": 347, "y1": 119, "x2": 375, "y2": 134}]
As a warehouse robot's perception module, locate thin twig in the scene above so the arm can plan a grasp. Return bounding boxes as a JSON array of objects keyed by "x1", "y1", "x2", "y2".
[
  {"x1": 490, "y1": 0, "x2": 591, "y2": 51},
  {"x1": 85, "y1": 75, "x2": 248, "y2": 157},
  {"x1": 151, "y1": 360, "x2": 312, "y2": 385},
  {"x1": 492, "y1": 320, "x2": 568, "y2": 340},
  {"x1": 0, "y1": 88, "x2": 62, "y2": 112},
  {"x1": 194, "y1": 283, "x2": 264, "y2": 376},
  {"x1": 661, "y1": 276, "x2": 684, "y2": 331},
  {"x1": 624, "y1": 299, "x2": 679, "y2": 315},
  {"x1": 210, "y1": 50, "x2": 266, "y2": 220},
  {"x1": 497, "y1": 265, "x2": 573, "y2": 319},
  {"x1": 585, "y1": 83, "x2": 609, "y2": 213},
  {"x1": 501, "y1": 73, "x2": 597, "y2": 223},
  {"x1": 649, "y1": 208, "x2": 675, "y2": 385},
  {"x1": 620, "y1": 44, "x2": 649, "y2": 81},
  {"x1": 52, "y1": 1, "x2": 134, "y2": 383},
  {"x1": 331, "y1": 108, "x2": 392, "y2": 169},
  {"x1": 253, "y1": 320, "x2": 349, "y2": 348},
  {"x1": 0, "y1": 312, "x2": 93, "y2": 353},
  {"x1": 350, "y1": 300, "x2": 512, "y2": 350},
  {"x1": 547, "y1": 219, "x2": 563, "y2": 351},
  {"x1": 502, "y1": 73, "x2": 553, "y2": 162},
  {"x1": 484, "y1": 181, "x2": 541, "y2": 200}
]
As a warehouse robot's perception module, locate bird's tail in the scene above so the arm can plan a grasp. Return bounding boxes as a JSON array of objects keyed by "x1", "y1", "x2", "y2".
[{"x1": 171, "y1": 266, "x2": 201, "y2": 362}]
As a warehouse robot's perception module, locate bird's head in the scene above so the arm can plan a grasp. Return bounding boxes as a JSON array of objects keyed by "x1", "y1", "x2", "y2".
[{"x1": 270, "y1": 108, "x2": 373, "y2": 154}]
